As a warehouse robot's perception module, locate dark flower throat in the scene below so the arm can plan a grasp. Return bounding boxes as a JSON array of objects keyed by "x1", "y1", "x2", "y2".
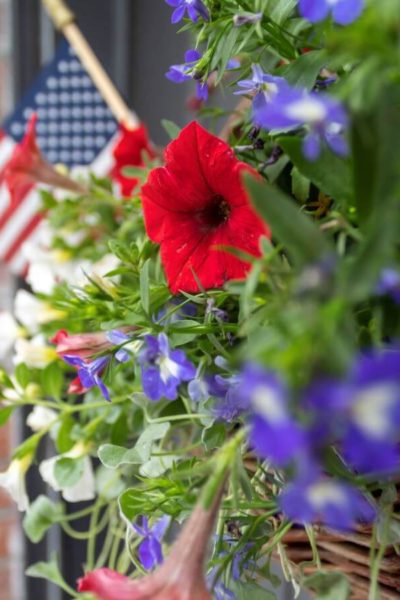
[{"x1": 197, "y1": 195, "x2": 231, "y2": 230}]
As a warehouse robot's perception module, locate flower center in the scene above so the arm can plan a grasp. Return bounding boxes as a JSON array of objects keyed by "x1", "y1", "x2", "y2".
[{"x1": 197, "y1": 195, "x2": 231, "y2": 230}]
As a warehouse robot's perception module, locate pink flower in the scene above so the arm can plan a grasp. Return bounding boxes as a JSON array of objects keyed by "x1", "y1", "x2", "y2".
[
  {"x1": 5, "y1": 114, "x2": 86, "y2": 204},
  {"x1": 78, "y1": 494, "x2": 222, "y2": 599}
]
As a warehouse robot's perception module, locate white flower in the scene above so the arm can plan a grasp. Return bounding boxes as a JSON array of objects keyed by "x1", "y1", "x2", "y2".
[
  {"x1": 0, "y1": 457, "x2": 30, "y2": 511},
  {"x1": 0, "y1": 312, "x2": 20, "y2": 360},
  {"x1": 13, "y1": 335, "x2": 57, "y2": 368},
  {"x1": 39, "y1": 444, "x2": 95, "y2": 503},
  {"x1": 26, "y1": 406, "x2": 58, "y2": 432},
  {"x1": 14, "y1": 290, "x2": 65, "y2": 334}
]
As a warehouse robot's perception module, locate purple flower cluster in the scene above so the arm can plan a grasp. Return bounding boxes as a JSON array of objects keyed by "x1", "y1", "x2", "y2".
[
  {"x1": 299, "y1": 0, "x2": 364, "y2": 26},
  {"x1": 236, "y1": 65, "x2": 349, "y2": 161},
  {"x1": 233, "y1": 346, "x2": 400, "y2": 529}
]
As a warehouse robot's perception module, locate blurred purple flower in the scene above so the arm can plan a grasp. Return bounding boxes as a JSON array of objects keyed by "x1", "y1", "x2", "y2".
[
  {"x1": 280, "y1": 475, "x2": 375, "y2": 530},
  {"x1": 207, "y1": 567, "x2": 235, "y2": 600},
  {"x1": 254, "y1": 86, "x2": 349, "y2": 161},
  {"x1": 154, "y1": 298, "x2": 197, "y2": 325},
  {"x1": 299, "y1": 0, "x2": 364, "y2": 25},
  {"x1": 133, "y1": 515, "x2": 170, "y2": 570},
  {"x1": 138, "y1": 333, "x2": 196, "y2": 401},
  {"x1": 376, "y1": 268, "x2": 400, "y2": 304},
  {"x1": 233, "y1": 12, "x2": 263, "y2": 27},
  {"x1": 165, "y1": 0, "x2": 210, "y2": 23},
  {"x1": 240, "y1": 364, "x2": 306, "y2": 467},
  {"x1": 342, "y1": 348, "x2": 400, "y2": 474},
  {"x1": 235, "y1": 64, "x2": 288, "y2": 112}
]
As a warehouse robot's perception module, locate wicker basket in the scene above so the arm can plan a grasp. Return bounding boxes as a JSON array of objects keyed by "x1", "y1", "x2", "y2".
[{"x1": 280, "y1": 525, "x2": 400, "y2": 599}]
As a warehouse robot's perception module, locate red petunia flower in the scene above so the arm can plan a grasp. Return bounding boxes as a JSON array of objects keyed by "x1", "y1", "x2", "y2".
[
  {"x1": 5, "y1": 114, "x2": 86, "y2": 205},
  {"x1": 111, "y1": 122, "x2": 155, "y2": 197},
  {"x1": 141, "y1": 121, "x2": 270, "y2": 294}
]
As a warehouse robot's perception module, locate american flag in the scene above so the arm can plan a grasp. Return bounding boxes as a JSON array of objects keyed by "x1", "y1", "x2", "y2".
[{"x1": 0, "y1": 40, "x2": 119, "y2": 274}]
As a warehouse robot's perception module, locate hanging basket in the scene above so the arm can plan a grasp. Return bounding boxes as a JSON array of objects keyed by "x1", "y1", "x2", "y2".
[{"x1": 280, "y1": 524, "x2": 400, "y2": 599}]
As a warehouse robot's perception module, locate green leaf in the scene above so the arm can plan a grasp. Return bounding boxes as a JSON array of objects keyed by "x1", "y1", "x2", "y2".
[
  {"x1": 352, "y1": 86, "x2": 400, "y2": 226},
  {"x1": 245, "y1": 173, "x2": 332, "y2": 267},
  {"x1": 139, "y1": 455, "x2": 178, "y2": 478},
  {"x1": 54, "y1": 457, "x2": 85, "y2": 488},
  {"x1": 161, "y1": 119, "x2": 181, "y2": 140},
  {"x1": 268, "y1": 0, "x2": 297, "y2": 24},
  {"x1": 291, "y1": 166, "x2": 310, "y2": 202},
  {"x1": 98, "y1": 444, "x2": 143, "y2": 468},
  {"x1": 304, "y1": 572, "x2": 350, "y2": 600},
  {"x1": 14, "y1": 363, "x2": 31, "y2": 389},
  {"x1": 13, "y1": 432, "x2": 42, "y2": 460},
  {"x1": 0, "y1": 406, "x2": 14, "y2": 427},
  {"x1": 140, "y1": 258, "x2": 151, "y2": 314},
  {"x1": 41, "y1": 361, "x2": 63, "y2": 400},
  {"x1": 202, "y1": 422, "x2": 226, "y2": 451},
  {"x1": 26, "y1": 555, "x2": 75, "y2": 595},
  {"x1": 282, "y1": 50, "x2": 327, "y2": 89},
  {"x1": 279, "y1": 136, "x2": 353, "y2": 207},
  {"x1": 56, "y1": 415, "x2": 76, "y2": 453},
  {"x1": 98, "y1": 422, "x2": 170, "y2": 468},
  {"x1": 23, "y1": 496, "x2": 64, "y2": 543},
  {"x1": 233, "y1": 581, "x2": 276, "y2": 599}
]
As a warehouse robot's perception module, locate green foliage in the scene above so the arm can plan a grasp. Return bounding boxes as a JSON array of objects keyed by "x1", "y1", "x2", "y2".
[{"x1": 23, "y1": 496, "x2": 64, "y2": 543}]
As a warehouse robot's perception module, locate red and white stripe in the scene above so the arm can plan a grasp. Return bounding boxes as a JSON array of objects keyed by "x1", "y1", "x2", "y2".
[
  {"x1": 0, "y1": 130, "x2": 119, "y2": 276},
  {"x1": 0, "y1": 131, "x2": 44, "y2": 275}
]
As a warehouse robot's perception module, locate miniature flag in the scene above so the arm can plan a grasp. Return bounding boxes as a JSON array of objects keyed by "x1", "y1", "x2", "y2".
[{"x1": 0, "y1": 40, "x2": 119, "y2": 274}]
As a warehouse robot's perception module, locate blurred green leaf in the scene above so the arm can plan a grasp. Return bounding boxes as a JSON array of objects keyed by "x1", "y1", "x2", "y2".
[
  {"x1": 245, "y1": 174, "x2": 332, "y2": 267},
  {"x1": 23, "y1": 496, "x2": 64, "y2": 543},
  {"x1": 279, "y1": 137, "x2": 353, "y2": 207}
]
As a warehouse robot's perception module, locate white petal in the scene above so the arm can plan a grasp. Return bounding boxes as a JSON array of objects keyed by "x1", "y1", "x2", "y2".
[
  {"x1": 0, "y1": 460, "x2": 29, "y2": 511},
  {"x1": 26, "y1": 406, "x2": 58, "y2": 432}
]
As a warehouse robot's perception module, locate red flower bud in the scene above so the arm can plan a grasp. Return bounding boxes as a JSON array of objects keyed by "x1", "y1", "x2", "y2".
[
  {"x1": 51, "y1": 327, "x2": 136, "y2": 360},
  {"x1": 5, "y1": 114, "x2": 87, "y2": 204}
]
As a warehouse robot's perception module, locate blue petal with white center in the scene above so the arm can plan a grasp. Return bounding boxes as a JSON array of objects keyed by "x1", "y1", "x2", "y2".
[{"x1": 138, "y1": 333, "x2": 196, "y2": 401}]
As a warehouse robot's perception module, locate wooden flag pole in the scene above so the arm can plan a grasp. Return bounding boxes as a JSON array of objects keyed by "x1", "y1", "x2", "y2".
[{"x1": 42, "y1": 0, "x2": 140, "y2": 128}]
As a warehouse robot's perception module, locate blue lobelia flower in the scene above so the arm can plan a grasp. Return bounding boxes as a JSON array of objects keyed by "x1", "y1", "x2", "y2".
[
  {"x1": 341, "y1": 348, "x2": 400, "y2": 475},
  {"x1": 280, "y1": 468, "x2": 375, "y2": 530},
  {"x1": 235, "y1": 64, "x2": 288, "y2": 112},
  {"x1": 106, "y1": 329, "x2": 132, "y2": 363},
  {"x1": 166, "y1": 50, "x2": 239, "y2": 102},
  {"x1": 166, "y1": 49, "x2": 209, "y2": 100},
  {"x1": 63, "y1": 354, "x2": 112, "y2": 401},
  {"x1": 254, "y1": 85, "x2": 349, "y2": 161},
  {"x1": 239, "y1": 364, "x2": 307, "y2": 467},
  {"x1": 376, "y1": 268, "x2": 400, "y2": 304},
  {"x1": 299, "y1": 0, "x2": 364, "y2": 26},
  {"x1": 138, "y1": 333, "x2": 196, "y2": 401},
  {"x1": 133, "y1": 515, "x2": 170, "y2": 570},
  {"x1": 165, "y1": 0, "x2": 210, "y2": 23},
  {"x1": 188, "y1": 356, "x2": 247, "y2": 421}
]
